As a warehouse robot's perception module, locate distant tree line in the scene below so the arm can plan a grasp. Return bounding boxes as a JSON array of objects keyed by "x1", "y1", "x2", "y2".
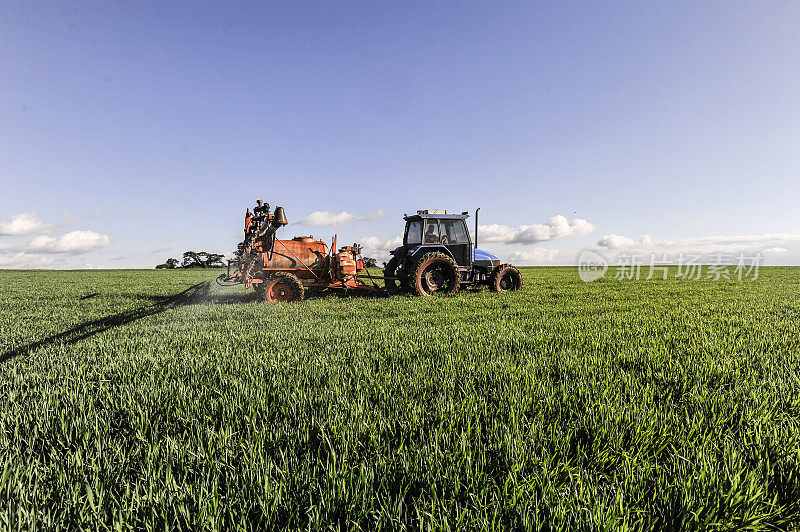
[{"x1": 156, "y1": 251, "x2": 225, "y2": 269}]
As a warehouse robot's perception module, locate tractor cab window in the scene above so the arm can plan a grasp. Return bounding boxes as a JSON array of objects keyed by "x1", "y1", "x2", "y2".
[
  {"x1": 405, "y1": 220, "x2": 423, "y2": 246},
  {"x1": 424, "y1": 220, "x2": 440, "y2": 243},
  {"x1": 440, "y1": 220, "x2": 469, "y2": 245}
]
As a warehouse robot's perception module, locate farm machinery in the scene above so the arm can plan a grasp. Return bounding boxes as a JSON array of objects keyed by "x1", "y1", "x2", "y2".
[{"x1": 218, "y1": 200, "x2": 523, "y2": 302}]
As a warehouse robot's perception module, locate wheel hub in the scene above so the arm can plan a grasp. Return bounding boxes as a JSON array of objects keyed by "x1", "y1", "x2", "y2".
[
  {"x1": 268, "y1": 281, "x2": 293, "y2": 302},
  {"x1": 424, "y1": 268, "x2": 446, "y2": 291}
]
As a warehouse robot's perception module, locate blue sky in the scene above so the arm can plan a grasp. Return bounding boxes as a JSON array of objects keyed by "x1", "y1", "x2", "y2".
[{"x1": 2, "y1": 2, "x2": 799, "y2": 268}]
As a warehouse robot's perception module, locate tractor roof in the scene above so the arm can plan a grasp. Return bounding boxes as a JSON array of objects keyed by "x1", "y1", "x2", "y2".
[{"x1": 404, "y1": 212, "x2": 469, "y2": 221}]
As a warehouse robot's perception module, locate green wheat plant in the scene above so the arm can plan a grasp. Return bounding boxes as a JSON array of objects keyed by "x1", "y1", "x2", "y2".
[{"x1": 0, "y1": 267, "x2": 798, "y2": 530}]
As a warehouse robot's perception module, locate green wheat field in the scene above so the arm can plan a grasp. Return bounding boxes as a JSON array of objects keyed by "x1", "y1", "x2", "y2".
[{"x1": 1, "y1": 267, "x2": 799, "y2": 530}]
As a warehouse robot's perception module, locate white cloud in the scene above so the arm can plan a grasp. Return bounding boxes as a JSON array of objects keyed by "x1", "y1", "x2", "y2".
[
  {"x1": 596, "y1": 232, "x2": 800, "y2": 254},
  {"x1": 299, "y1": 209, "x2": 384, "y2": 227},
  {"x1": 479, "y1": 215, "x2": 594, "y2": 244},
  {"x1": 596, "y1": 234, "x2": 655, "y2": 249},
  {"x1": 27, "y1": 230, "x2": 112, "y2": 254},
  {"x1": 359, "y1": 233, "x2": 403, "y2": 263},
  {"x1": 508, "y1": 248, "x2": 564, "y2": 264},
  {"x1": 360, "y1": 233, "x2": 403, "y2": 251},
  {"x1": 595, "y1": 233, "x2": 800, "y2": 259},
  {"x1": 478, "y1": 224, "x2": 518, "y2": 242},
  {"x1": 0, "y1": 251, "x2": 62, "y2": 267},
  {"x1": 0, "y1": 211, "x2": 53, "y2": 236}
]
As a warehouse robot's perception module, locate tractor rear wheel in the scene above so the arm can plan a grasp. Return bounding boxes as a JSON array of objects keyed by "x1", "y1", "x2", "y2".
[
  {"x1": 383, "y1": 256, "x2": 406, "y2": 293},
  {"x1": 263, "y1": 272, "x2": 304, "y2": 302},
  {"x1": 411, "y1": 252, "x2": 459, "y2": 297},
  {"x1": 490, "y1": 265, "x2": 523, "y2": 292}
]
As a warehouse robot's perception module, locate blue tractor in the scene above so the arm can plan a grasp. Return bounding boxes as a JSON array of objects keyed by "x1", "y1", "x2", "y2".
[{"x1": 384, "y1": 209, "x2": 523, "y2": 296}]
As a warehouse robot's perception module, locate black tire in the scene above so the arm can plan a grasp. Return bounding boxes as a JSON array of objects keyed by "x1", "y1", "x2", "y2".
[
  {"x1": 383, "y1": 256, "x2": 406, "y2": 293},
  {"x1": 253, "y1": 283, "x2": 266, "y2": 299},
  {"x1": 263, "y1": 272, "x2": 305, "y2": 302},
  {"x1": 411, "y1": 252, "x2": 459, "y2": 297},
  {"x1": 490, "y1": 265, "x2": 523, "y2": 292}
]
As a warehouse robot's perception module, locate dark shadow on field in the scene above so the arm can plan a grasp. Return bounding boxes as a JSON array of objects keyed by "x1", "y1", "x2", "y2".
[
  {"x1": 1, "y1": 281, "x2": 212, "y2": 364},
  {"x1": 302, "y1": 288, "x2": 392, "y2": 302}
]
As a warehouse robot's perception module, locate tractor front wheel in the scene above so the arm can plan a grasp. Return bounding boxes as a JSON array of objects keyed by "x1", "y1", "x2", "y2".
[
  {"x1": 263, "y1": 272, "x2": 305, "y2": 302},
  {"x1": 490, "y1": 265, "x2": 523, "y2": 292},
  {"x1": 411, "y1": 252, "x2": 459, "y2": 297}
]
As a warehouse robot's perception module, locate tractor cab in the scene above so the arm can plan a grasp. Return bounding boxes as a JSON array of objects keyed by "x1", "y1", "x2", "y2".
[{"x1": 402, "y1": 211, "x2": 473, "y2": 267}]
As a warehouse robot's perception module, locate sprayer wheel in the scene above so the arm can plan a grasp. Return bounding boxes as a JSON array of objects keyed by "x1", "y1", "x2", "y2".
[{"x1": 263, "y1": 272, "x2": 304, "y2": 303}]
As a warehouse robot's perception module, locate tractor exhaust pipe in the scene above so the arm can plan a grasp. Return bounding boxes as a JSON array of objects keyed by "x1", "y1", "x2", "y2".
[{"x1": 475, "y1": 207, "x2": 480, "y2": 248}]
